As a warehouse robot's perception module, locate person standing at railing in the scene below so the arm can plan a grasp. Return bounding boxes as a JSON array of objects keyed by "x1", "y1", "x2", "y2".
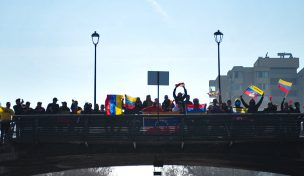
[
  {"x1": 59, "y1": 101, "x2": 71, "y2": 114},
  {"x1": 46, "y1": 97, "x2": 60, "y2": 114},
  {"x1": 294, "y1": 102, "x2": 301, "y2": 113},
  {"x1": 23, "y1": 101, "x2": 34, "y2": 114},
  {"x1": 240, "y1": 93, "x2": 264, "y2": 113},
  {"x1": 161, "y1": 95, "x2": 172, "y2": 112},
  {"x1": 233, "y1": 98, "x2": 246, "y2": 113},
  {"x1": 173, "y1": 83, "x2": 188, "y2": 113},
  {"x1": 13, "y1": 98, "x2": 24, "y2": 115},
  {"x1": 280, "y1": 98, "x2": 291, "y2": 113},
  {"x1": 142, "y1": 95, "x2": 153, "y2": 109},
  {"x1": 207, "y1": 99, "x2": 221, "y2": 113},
  {"x1": 34, "y1": 102, "x2": 45, "y2": 114},
  {"x1": 13, "y1": 98, "x2": 25, "y2": 138},
  {"x1": 0, "y1": 102, "x2": 14, "y2": 144},
  {"x1": 263, "y1": 102, "x2": 277, "y2": 113}
]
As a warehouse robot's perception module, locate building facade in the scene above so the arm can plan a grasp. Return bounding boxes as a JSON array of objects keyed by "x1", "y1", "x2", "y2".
[{"x1": 209, "y1": 53, "x2": 302, "y2": 109}]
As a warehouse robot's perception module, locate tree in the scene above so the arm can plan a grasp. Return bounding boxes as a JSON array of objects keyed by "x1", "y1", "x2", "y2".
[{"x1": 39, "y1": 167, "x2": 112, "y2": 176}]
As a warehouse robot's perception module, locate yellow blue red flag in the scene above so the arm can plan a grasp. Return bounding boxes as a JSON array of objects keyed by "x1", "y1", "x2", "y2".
[
  {"x1": 124, "y1": 94, "x2": 137, "y2": 110},
  {"x1": 244, "y1": 85, "x2": 264, "y2": 97},
  {"x1": 105, "y1": 95, "x2": 124, "y2": 115},
  {"x1": 278, "y1": 79, "x2": 292, "y2": 93}
]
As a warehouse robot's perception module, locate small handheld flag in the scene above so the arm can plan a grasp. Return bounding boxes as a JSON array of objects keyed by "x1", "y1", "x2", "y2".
[
  {"x1": 278, "y1": 79, "x2": 292, "y2": 94},
  {"x1": 244, "y1": 85, "x2": 264, "y2": 98},
  {"x1": 175, "y1": 82, "x2": 185, "y2": 87},
  {"x1": 124, "y1": 94, "x2": 137, "y2": 110}
]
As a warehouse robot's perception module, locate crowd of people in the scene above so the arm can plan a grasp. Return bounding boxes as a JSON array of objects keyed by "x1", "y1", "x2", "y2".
[{"x1": 0, "y1": 84, "x2": 302, "y2": 144}]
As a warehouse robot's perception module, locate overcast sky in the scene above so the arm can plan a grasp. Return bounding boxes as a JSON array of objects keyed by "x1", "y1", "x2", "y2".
[{"x1": 1, "y1": 0, "x2": 304, "y2": 108}]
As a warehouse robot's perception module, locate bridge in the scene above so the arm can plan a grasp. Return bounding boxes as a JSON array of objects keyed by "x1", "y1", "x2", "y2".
[{"x1": 1, "y1": 113, "x2": 304, "y2": 176}]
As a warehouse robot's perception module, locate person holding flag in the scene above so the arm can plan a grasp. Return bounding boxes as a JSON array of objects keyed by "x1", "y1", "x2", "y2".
[
  {"x1": 278, "y1": 79, "x2": 294, "y2": 112},
  {"x1": 173, "y1": 82, "x2": 188, "y2": 113},
  {"x1": 241, "y1": 85, "x2": 264, "y2": 113}
]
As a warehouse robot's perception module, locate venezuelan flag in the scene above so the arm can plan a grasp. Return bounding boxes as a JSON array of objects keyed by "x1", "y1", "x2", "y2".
[
  {"x1": 186, "y1": 104, "x2": 206, "y2": 113},
  {"x1": 244, "y1": 85, "x2": 264, "y2": 97},
  {"x1": 105, "y1": 95, "x2": 123, "y2": 115},
  {"x1": 278, "y1": 79, "x2": 292, "y2": 93},
  {"x1": 124, "y1": 94, "x2": 137, "y2": 110}
]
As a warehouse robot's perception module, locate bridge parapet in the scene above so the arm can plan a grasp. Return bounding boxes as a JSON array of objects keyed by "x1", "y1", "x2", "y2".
[{"x1": 10, "y1": 113, "x2": 303, "y2": 145}]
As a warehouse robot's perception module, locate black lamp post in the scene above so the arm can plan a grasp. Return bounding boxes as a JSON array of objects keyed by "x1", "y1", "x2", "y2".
[
  {"x1": 214, "y1": 30, "x2": 223, "y2": 104},
  {"x1": 91, "y1": 31, "x2": 100, "y2": 108}
]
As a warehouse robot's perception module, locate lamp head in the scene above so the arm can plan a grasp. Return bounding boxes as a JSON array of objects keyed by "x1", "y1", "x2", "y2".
[
  {"x1": 214, "y1": 30, "x2": 223, "y2": 43},
  {"x1": 91, "y1": 31, "x2": 100, "y2": 45}
]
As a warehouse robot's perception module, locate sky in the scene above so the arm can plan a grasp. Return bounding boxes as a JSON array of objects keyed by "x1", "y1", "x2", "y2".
[
  {"x1": 1, "y1": 0, "x2": 304, "y2": 108},
  {"x1": 1, "y1": 0, "x2": 304, "y2": 175}
]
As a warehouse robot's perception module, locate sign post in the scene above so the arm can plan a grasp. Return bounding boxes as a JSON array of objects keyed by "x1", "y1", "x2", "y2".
[{"x1": 148, "y1": 71, "x2": 169, "y2": 116}]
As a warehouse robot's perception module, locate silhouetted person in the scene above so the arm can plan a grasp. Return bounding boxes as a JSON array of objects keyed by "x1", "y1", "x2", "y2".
[
  {"x1": 23, "y1": 101, "x2": 34, "y2": 114},
  {"x1": 93, "y1": 104, "x2": 102, "y2": 114},
  {"x1": 71, "y1": 100, "x2": 82, "y2": 114},
  {"x1": 13, "y1": 98, "x2": 24, "y2": 115},
  {"x1": 208, "y1": 99, "x2": 221, "y2": 113},
  {"x1": 185, "y1": 95, "x2": 193, "y2": 105},
  {"x1": 100, "y1": 104, "x2": 106, "y2": 114},
  {"x1": 173, "y1": 84, "x2": 188, "y2": 113},
  {"x1": 1, "y1": 102, "x2": 14, "y2": 144},
  {"x1": 224, "y1": 100, "x2": 233, "y2": 113},
  {"x1": 192, "y1": 98, "x2": 206, "y2": 112},
  {"x1": 34, "y1": 102, "x2": 45, "y2": 114},
  {"x1": 294, "y1": 102, "x2": 301, "y2": 113},
  {"x1": 59, "y1": 101, "x2": 70, "y2": 114},
  {"x1": 240, "y1": 93, "x2": 264, "y2": 113},
  {"x1": 134, "y1": 97, "x2": 143, "y2": 114},
  {"x1": 280, "y1": 98, "x2": 290, "y2": 113},
  {"x1": 263, "y1": 102, "x2": 277, "y2": 113},
  {"x1": 46, "y1": 97, "x2": 60, "y2": 114},
  {"x1": 142, "y1": 95, "x2": 153, "y2": 108},
  {"x1": 162, "y1": 95, "x2": 172, "y2": 111},
  {"x1": 12, "y1": 98, "x2": 24, "y2": 138},
  {"x1": 83, "y1": 102, "x2": 93, "y2": 114}
]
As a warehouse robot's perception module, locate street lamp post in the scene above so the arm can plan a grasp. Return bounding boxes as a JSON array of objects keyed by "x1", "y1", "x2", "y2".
[
  {"x1": 91, "y1": 31, "x2": 100, "y2": 108},
  {"x1": 214, "y1": 30, "x2": 223, "y2": 104}
]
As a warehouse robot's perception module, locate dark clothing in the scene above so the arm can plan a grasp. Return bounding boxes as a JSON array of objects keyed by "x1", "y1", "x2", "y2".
[
  {"x1": 134, "y1": 101, "x2": 143, "y2": 114},
  {"x1": 23, "y1": 107, "x2": 34, "y2": 115},
  {"x1": 46, "y1": 103, "x2": 59, "y2": 114},
  {"x1": 59, "y1": 106, "x2": 71, "y2": 114},
  {"x1": 173, "y1": 87, "x2": 188, "y2": 113},
  {"x1": 208, "y1": 105, "x2": 221, "y2": 113},
  {"x1": 162, "y1": 99, "x2": 172, "y2": 111},
  {"x1": 35, "y1": 107, "x2": 45, "y2": 114},
  {"x1": 13, "y1": 104, "x2": 24, "y2": 115},
  {"x1": 142, "y1": 100, "x2": 153, "y2": 109},
  {"x1": 240, "y1": 95, "x2": 264, "y2": 113},
  {"x1": 1, "y1": 121, "x2": 11, "y2": 144},
  {"x1": 185, "y1": 100, "x2": 193, "y2": 105}
]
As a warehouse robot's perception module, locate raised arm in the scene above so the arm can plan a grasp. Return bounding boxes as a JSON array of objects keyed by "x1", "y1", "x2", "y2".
[
  {"x1": 256, "y1": 93, "x2": 264, "y2": 109},
  {"x1": 280, "y1": 97, "x2": 285, "y2": 111},
  {"x1": 240, "y1": 95, "x2": 249, "y2": 108},
  {"x1": 173, "y1": 87, "x2": 177, "y2": 100},
  {"x1": 182, "y1": 86, "x2": 188, "y2": 100}
]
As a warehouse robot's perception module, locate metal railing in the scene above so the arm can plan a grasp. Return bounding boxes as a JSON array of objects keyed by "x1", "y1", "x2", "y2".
[{"x1": 10, "y1": 113, "x2": 303, "y2": 144}]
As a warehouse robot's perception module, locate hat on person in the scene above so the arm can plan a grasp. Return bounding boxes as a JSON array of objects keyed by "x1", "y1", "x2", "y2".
[{"x1": 53, "y1": 97, "x2": 58, "y2": 101}]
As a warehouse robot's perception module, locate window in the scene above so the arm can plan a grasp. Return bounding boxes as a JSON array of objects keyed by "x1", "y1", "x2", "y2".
[
  {"x1": 234, "y1": 71, "x2": 239, "y2": 79},
  {"x1": 256, "y1": 83, "x2": 267, "y2": 90},
  {"x1": 256, "y1": 71, "x2": 268, "y2": 78}
]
